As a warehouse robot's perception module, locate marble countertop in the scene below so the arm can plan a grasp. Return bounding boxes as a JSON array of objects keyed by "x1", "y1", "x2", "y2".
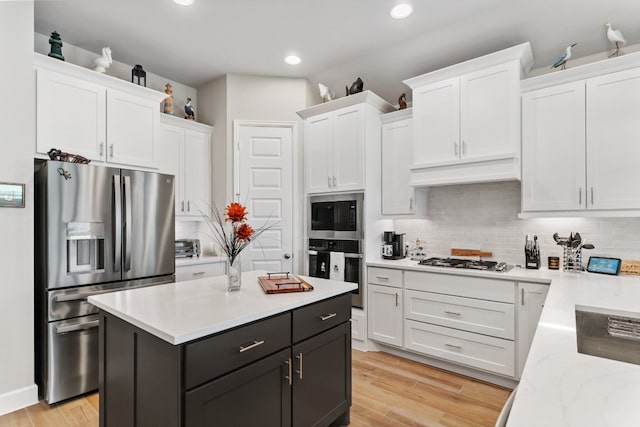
[
  {"x1": 367, "y1": 258, "x2": 640, "y2": 426},
  {"x1": 88, "y1": 271, "x2": 357, "y2": 346}
]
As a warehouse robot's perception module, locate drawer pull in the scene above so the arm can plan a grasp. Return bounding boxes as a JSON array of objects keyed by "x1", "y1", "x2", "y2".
[
  {"x1": 296, "y1": 353, "x2": 303, "y2": 379},
  {"x1": 445, "y1": 343, "x2": 463, "y2": 350},
  {"x1": 192, "y1": 271, "x2": 206, "y2": 276},
  {"x1": 375, "y1": 276, "x2": 389, "y2": 280},
  {"x1": 444, "y1": 310, "x2": 461, "y2": 316},
  {"x1": 285, "y1": 358, "x2": 292, "y2": 386},
  {"x1": 238, "y1": 340, "x2": 265, "y2": 353},
  {"x1": 320, "y1": 313, "x2": 337, "y2": 321}
]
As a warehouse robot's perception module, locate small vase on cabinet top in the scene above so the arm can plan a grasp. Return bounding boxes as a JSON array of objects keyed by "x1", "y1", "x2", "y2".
[{"x1": 227, "y1": 257, "x2": 241, "y2": 292}]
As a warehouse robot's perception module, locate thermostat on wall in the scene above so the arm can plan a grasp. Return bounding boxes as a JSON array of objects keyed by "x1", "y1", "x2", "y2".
[{"x1": 586, "y1": 257, "x2": 622, "y2": 275}]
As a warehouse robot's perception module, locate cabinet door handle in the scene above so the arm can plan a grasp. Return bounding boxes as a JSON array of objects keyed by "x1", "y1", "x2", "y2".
[
  {"x1": 328, "y1": 176, "x2": 332, "y2": 187},
  {"x1": 320, "y1": 313, "x2": 337, "y2": 321},
  {"x1": 181, "y1": 201, "x2": 185, "y2": 212},
  {"x1": 238, "y1": 340, "x2": 265, "y2": 353},
  {"x1": 395, "y1": 292, "x2": 399, "y2": 307},
  {"x1": 521, "y1": 288, "x2": 525, "y2": 306},
  {"x1": 454, "y1": 141, "x2": 458, "y2": 157},
  {"x1": 109, "y1": 144, "x2": 114, "y2": 158},
  {"x1": 187, "y1": 201, "x2": 190, "y2": 212},
  {"x1": 376, "y1": 276, "x2": 389, "y2": 280},
  {"x1": 445, "y1": 343, "x2": 463, "y2": 350},
  {"x1": 333, "y1": 176, "x2": 337, "y2": 187},
  {"x1": 444, "y1": 310, "x2": 461, "y2": 316},
  {"x1": 462, "y1": 140, "x2": 467, "y2": 156},
  {"x1": 99, "y1": 142, "x2": 104, "y2": 156},
  {"x1": 192, "y1": 271, "x2": 206, "y2": 276},
  {"x1": 409, "y1": 197, "x2": 413, "y2": 210},
  {"x1": 579, "y1": 187, "x2": 582, "y2": 205},
  {"x1": 591, "y1": 187, "x2": 594, "y2": 205},
  {"x1": 296, "y1": 353, "x2": 303, "y2": 379},
  {"x1": 285, "y1": 358, "x2": 292, "y2": 386}
]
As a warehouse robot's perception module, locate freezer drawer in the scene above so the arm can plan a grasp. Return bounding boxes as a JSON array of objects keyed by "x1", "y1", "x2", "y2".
[{"x1": 45, "y1": 314, "x2": 100, "y2": 404}]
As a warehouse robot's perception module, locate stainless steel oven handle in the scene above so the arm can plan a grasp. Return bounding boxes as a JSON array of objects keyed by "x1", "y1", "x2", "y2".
[
  {"x1": 343, "y1": 253, "x2": 363, "y2": 259},
  {"x1": 55, "y1": 320, "x2": 100, "y2": 334},
  {"x1": 113, "y1": 175, "x2": 122, "y2": 272},
  {"x1": 308, "y1": 250, "x2": 318, "y2": 255}
]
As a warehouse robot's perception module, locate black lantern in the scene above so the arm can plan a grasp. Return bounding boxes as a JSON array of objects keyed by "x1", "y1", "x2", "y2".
[{"x1": 131, "y1": 64, "x2": 146, "y2": 87}]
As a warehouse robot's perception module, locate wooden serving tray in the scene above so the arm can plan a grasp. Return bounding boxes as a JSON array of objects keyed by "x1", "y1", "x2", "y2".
[
  {"x1": 451, "y1": 248, "x2": 493, "y2": 257},
  {"x1": 258, "y1": 272, "x2": 314, "y2": 294}
]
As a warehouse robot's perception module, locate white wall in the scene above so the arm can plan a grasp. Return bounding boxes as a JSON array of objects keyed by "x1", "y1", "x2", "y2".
[
  {"x1": 0, "y1": 0, "x2": 38, "y2": 415},
  {"x1": 34, "y1": 32, "x2": 199, "y2": 119},
  {"x1": 393, "y1": 181, "x2": 640, "y2": 268}
]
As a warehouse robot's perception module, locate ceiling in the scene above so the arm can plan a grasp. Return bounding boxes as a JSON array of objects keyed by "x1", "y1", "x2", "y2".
[{"x1": 35, "y1": 0, "x2": 640, "y2": 103}]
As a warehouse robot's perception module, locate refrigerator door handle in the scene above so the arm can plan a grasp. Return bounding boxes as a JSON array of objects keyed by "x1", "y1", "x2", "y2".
[
  {"x1": 113, "y1": 175, "x2": 122, "y2": 272},
  {"x1": 123, "y1": 175, "x2": 132, "y2": 272}
]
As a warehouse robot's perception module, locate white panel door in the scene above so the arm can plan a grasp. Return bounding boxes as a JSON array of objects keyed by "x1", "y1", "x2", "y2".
[
  {"x1": 156, "y1": 123, "x2": 184, "y2": 216},
  {"x1": 237, "y1": 123, "x2": 293, "y2": 273},
  {"x1": 332, "y1": 105, "x2": 365, "y2": 192},
  {"x1": 412, "y1": 77, "x2": 460, "y2": 165},
  {"x1": 106, "y1": 88, "x2": 157, "y2": 168},
  {"x1": 305, "y1": 113, "x2": 333, "y2": 194},
  {"x1": 382, "y1": 118, "x2": 415, "y2": 215},
  {"x1": 367, "y1": 284, "x2": 403, "y2": 347},
  {"x1": 461, "y1": 62, "x2": 518, "y2": 159},
  {"x1": 517, "y1": 282, "x2": 549, "y2": 377},
  {"x1": 36, "y1": 68, "x2": 106, "y2": 160},
  {"x1": 587, "y1": 67, "x2": 640, "y2": 210},
  {"x1": 522, "y1": 81, "x2": 586, "y2": 211}
]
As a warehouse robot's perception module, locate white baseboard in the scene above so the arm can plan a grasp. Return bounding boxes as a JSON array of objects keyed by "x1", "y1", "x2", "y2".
[{"x1": 0, "y1": 384, "x2": 38, "y2": 416}]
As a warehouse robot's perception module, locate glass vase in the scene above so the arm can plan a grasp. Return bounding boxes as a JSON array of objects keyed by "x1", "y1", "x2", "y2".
[{"x1": 227, "y1": 257, "x2": 242, "y2": 292}]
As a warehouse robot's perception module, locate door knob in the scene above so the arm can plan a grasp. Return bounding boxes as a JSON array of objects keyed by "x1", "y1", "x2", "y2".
[{"x1": 284, "y1": 253, "x2": 291, "y2": 259}]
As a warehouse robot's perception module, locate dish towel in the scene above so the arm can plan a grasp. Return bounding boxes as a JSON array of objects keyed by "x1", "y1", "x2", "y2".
[{"x1": 329, "y1": 251, "x2": 345, "y2": 281}]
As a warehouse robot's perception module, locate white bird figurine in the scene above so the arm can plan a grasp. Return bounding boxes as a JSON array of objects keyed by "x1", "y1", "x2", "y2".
[
  {"x1": 318, "y1": 83, "x2": 335, "y2": 102},
  {"x1": 551, "y1": 43, "x2": 577, "y2": 70},
  {"x1": 92, "y1": 47, "x2": 112, "y2": 73},
  {"x1": 605, "y1": 23, "x2": 626, "y2": 57}
]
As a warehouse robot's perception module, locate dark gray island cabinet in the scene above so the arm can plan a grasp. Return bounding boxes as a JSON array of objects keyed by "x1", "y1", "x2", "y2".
[{"x1": 93, "y1": 275, "x2": 353, "y2": 427}]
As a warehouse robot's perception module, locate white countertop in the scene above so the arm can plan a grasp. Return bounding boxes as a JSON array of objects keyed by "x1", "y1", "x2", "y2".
[
  {"x1": 175, "y1": 254, "x2": 226, "y2": 267},
  {"x1": 88, "y1": 271, "x2": 357, "y2": 346},
  {"x1": 367, "y1": 258, "x2": 640, "y2": 426}
]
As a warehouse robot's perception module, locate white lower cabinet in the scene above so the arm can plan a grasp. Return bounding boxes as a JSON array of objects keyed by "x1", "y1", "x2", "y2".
[
  {"x1": 516, "y1": 281, "x2": 549, "y2": 376},
  {"x1": 367, "y1": 268, "x2": 403, "y2": 347},
  {"x1": 175, "y1": 260, "x2": 226, "y2": 282},
  {"x1": 404, "y1": 320, "x2": 515, "y2": 377}
]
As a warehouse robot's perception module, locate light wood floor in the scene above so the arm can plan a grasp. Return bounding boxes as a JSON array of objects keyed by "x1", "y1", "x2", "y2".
[{"x1": 0, "y1": 350, "x2": 509, "y2": 427}]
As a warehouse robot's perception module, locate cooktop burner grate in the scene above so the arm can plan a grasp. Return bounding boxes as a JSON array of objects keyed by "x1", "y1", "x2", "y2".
[{"x1": 418, "y1": 257, "x2": 504, "y2": 271}]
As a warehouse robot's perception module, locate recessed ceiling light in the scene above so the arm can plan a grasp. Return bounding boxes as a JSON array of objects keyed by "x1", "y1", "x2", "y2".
[
  {"x1": 284, "y1": 55, "x2": 301, "y2": 65},
  {"x1": 173, "y1": 0, "x2": 193, "y2": 6},
  {"x1": 390, "y1": 4, "x2": 413, "y2": 19}
]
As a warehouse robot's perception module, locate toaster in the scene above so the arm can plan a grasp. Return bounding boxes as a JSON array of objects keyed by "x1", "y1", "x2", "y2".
[{"x1": 175, "y1": 239, "x2": 201, "y2": 258}]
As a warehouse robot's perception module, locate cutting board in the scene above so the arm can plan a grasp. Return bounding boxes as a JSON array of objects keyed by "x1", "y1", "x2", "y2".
[
  {"x1": 451, "y1": 248, "x2": 493, "y2": 257},
  {"x1": 258, "y1": 273, "x2": 314, "y2": 294}
]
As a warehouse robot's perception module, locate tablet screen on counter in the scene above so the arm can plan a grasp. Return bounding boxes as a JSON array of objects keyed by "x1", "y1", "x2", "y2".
[{"x1": 586, "y1": 257, "x2": 621, "y2": 275}]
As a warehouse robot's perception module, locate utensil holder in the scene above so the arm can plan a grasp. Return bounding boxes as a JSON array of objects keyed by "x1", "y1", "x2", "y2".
[{"x1": 563, "y1": 247, "x2": 583, "y2": 272}]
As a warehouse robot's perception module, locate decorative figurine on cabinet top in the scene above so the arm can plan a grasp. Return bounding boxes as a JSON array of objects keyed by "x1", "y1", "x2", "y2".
[
  {"x1": 163, "y1": 83, "x2": 174, "y2": 115},
  {"x1": 131, "y1": 64, "x2": 146, "y2": 86},
  {"x1": 398, "y1": 93, "x2": 407, "y2": 110},
  {"x1": 184, "y1": 98, "x2": 195, "y2": 120},
  {"x1": 48, "y1": 31, "x2": 65, "y2": 61},
  {"x1": 550, "y1": 43, "x2": 577, "y2": 70},
  {"x1": 346, "y1": 77, "x2": 364, "y2": 96},
  {"x1": 92, "y1": 47, "x2": 112, "y2": 73},
  {"x1": 605, "y1": 22, "x2": 626, "y2": 57},
  {"x1": 318, "y1": 83, "x2": 335, "y2": 102}
]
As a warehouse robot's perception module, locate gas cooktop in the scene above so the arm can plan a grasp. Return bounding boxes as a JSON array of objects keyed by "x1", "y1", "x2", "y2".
[{"x1": 418, "y1": 257, "x2": 511, "y2": 272}]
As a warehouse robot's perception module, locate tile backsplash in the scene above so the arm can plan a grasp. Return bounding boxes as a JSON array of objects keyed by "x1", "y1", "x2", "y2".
[{"x1": 394, "y1": 181, "x2": 640, "y2": 267}]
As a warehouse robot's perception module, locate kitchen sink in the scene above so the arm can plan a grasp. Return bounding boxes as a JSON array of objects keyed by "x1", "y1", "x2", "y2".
[{"x1": 575, "y1": 305, "x2": 640, "y2": 365}]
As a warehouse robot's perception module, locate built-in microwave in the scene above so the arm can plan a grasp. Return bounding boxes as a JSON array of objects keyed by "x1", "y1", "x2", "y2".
[{"x1": 308, "y1": 193, "x2": 363, "y2": 239}]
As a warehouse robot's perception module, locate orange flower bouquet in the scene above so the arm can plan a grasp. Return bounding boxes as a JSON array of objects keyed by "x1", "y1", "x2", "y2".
[{"x1": 203, "y1": 202, "x2": 272, "y2": 291}]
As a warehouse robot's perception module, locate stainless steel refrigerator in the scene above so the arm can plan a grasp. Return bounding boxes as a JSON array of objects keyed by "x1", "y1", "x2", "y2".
[{"x1": 35, "y1": 160, "x2": 175, "y2": 404}]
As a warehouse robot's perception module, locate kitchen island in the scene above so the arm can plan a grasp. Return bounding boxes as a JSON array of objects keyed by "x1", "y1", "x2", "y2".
[{"x1": 88, "y1": 271, "x2": 357, "y2": 427}]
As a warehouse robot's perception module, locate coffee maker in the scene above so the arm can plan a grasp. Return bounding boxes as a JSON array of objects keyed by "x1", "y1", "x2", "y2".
[{"x1": 382, "y1": 231, "x2": 406, "y2": 260}]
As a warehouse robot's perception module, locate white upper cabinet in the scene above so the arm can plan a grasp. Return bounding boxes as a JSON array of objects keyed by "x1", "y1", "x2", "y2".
[
  {"x1": 298, "y1": 90, "x2": 394, "y2": 194},
  {"x1": 35, "y1": 53, "x2": 166, "y2": 169},
  {"x1": 381, "y1": 109, "x2": 421, "y2": 215},
  {"x1": 156, "y1": 114, "x2": 212, "y2": 218},
  {"x1": 404, "y1": 43, "x2": 533, "y2": 187},
  {"x1": 522, "y1": 57, "x2": 640, "y2": 215}
]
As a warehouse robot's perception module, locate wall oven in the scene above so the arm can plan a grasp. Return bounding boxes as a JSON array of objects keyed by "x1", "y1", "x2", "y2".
[{"x1": 308, "y1": 239, "x2": 363, "y2": 308}]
